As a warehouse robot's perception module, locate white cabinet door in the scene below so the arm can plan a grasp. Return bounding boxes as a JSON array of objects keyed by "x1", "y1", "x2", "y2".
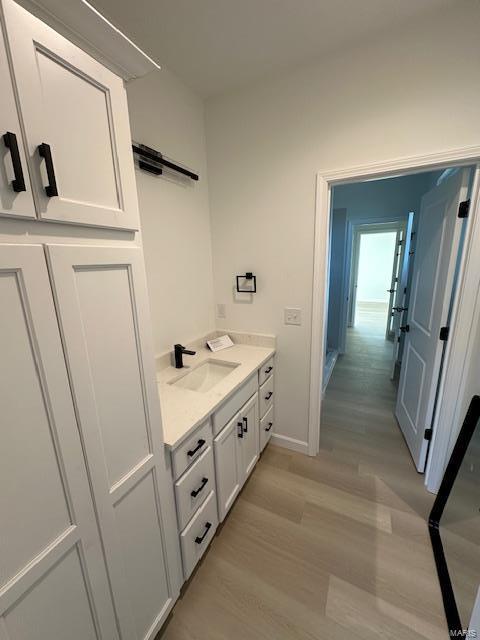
[
  {"x1": 239, "y1": 393, "x2": 259, "y2": 480},
  {"x1": 2, "y1": 0, "x2": 139, "y2": 230},
  {"x1": 46, "y1": 244, "x2": 182, "y2": 640},
  {"x1": 0, "y1": 244, "x2": 118, "y2": 639},
  {"x1": 0, "y1": 19, "x2": 35, "y2": 219},
  {"x1": 214, "y1": 413, "x2": 243, "y2": 522}
]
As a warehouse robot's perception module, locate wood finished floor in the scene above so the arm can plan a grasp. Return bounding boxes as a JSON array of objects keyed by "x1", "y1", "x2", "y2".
[{"x1": 158, "y1": 307, "x2": 446, "y2": 639}]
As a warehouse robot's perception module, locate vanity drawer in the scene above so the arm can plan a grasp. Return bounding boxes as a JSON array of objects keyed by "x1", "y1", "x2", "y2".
[
  {"x1": 172, "y1": 419, "x2": 212, "y2": 480},
  {"x1": 175, "y1": 446, "x2": 215, "y2": 531},
  {"x1": 212, "y1": 374, "x2": 258, "y2": 436},
  {"x1": 258, "y1": 356, "x2": 274, "y2": 386},
  {"x1": 260, "y1": 405, "x2": 274, "y2": 452},
  {"x1": 180, "y1": 489, "x2": 218, "y2": 580},
  {"x1": 259, "y1": 375, "x2": 274, "y2": 418}
]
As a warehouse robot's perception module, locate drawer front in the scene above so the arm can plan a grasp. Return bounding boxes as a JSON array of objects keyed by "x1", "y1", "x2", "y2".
[
  {"x1": 212, "y1": 374, "x2": 258, "y2": 436},
  {"x1": 259, "y1": 375, "x2": 274, "y2": 418},
  {"x1": 175, "y1": 446, "x2": 215, "y2": 531},
  {"x1": 172, "y1": 420, "x2": 212, "y2": 480},
  {"x1": 180, "y1": 490, "x2": 218, "y2": 580},
  {"x1": 260, "y1": 405, "x2": 274, "y2": 452},
  {"x1": 258, "y1": 356, "x2": 274, "y2": 386}
]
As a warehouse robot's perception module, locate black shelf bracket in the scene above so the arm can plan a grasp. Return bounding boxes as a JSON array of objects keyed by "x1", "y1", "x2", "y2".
[{"x1": 132, "y1": 143, "x2": 199, "y2": 181}]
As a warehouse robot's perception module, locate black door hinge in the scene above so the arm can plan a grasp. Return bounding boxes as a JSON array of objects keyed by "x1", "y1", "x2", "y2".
[
  {"x1": 439, "y1": 326, "x2": 449, "y2": 341},
  {"x1": 458, "y1": 199, "x2": 470, "y2": 218},
  {"x1": 424, "y1": 428, "x2": 433, "y2": 441}
]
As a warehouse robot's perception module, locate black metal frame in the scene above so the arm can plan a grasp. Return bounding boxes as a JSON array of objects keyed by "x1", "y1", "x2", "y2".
[
  {"x1": 428, "y1": 394, "x2": 480, "y2": 636},
  {"x1": 132, "y1": 143, "x2": 199, "y2": 181},
  {"x1": 236, "y1": 272, "x2": 256, "y2": 293}
]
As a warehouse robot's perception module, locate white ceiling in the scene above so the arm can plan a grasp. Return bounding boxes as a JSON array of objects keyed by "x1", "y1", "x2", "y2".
[{"x1": 88, "y1": 0, "x2": 456, "y2": 97}]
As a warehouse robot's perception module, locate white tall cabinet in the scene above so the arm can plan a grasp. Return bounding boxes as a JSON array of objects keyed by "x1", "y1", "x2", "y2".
[
  {"x1": 0, "y1": 1, "x2": 182, "y2": 639},
  {"x1": 0, "y1": 244, "x2": 119, "y2": 639}
]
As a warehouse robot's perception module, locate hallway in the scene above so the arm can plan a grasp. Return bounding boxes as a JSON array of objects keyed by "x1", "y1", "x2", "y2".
[{"x1": 159, "y1": 320, "x2": 445, "y2": 639}]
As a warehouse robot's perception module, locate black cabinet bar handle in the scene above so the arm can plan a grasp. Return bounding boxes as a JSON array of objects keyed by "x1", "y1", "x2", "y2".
[
  {"x1": 3, "y1": 132, "x2": 26, "y2": 193},
  {"x1": 265, "y1": 391, "x2": 273, "y2": 400},
  {"x1": 195, "y1": 522, "x2": 212, "y2": 544},
  {"x1": 190, "y1": 477, "x2": 208, "y2": 498},
  {"x1": 237, "y1": 422, "x2": 243, "y2": 438},
  {"x1": 264, "y1": 366, "x2": 273, "y2": 374},
  {"x1": 400, "y1": 324, "x2": 410, "y2": 333},
  {"x1": 265, "y1": 422, "x2": 273, "y2": 432},
  {"x1": 187, "y1": 438, "x2": 205, "y2": 457},
  {"x1": 242, "y1": 416, "x2": 248, "y2": 433},
  {"x1": 38, "y1": 143, "x2": 58, "y2": 197}
]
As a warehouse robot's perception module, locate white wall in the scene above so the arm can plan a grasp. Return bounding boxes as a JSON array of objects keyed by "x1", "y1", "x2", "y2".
[
  {"x1": 127, "y1": 69, "x2": 215, "y2": 355},
  {"x1": 356, "y1": 232, "x2": 396, "y2": 304},
  {"x1": 206, "y1": 0, "x2": 480, "y2": 450}
]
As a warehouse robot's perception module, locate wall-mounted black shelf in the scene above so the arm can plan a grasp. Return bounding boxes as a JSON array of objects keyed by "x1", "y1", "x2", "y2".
[{"x1": 132, "y1": 143, "x2": 199, "y2": 181}]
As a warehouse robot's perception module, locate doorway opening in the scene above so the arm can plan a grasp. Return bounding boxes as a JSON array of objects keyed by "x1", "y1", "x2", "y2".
[
  {"x1": 349, "y1": 224, "x2": 402, "y2": 338},
  {"x1": 321, "y1": 165, "x2": 475, "y2": 481}
]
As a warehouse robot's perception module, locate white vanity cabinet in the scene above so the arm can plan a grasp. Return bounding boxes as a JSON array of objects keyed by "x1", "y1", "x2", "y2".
[
  {"x1": 0, "y1": 0, "x2": 139, "y2": 230},
  {"x1": 168, "y1": 356, "x2": 273, "y2": 580}
]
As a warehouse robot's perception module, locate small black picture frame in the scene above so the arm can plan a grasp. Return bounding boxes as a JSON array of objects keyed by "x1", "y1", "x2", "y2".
[{"x1": 428, "y1": 394, "x2": 480, "y2": 636}]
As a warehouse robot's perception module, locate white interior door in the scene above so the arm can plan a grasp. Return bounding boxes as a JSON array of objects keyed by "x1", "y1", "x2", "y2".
[
  {"x1": 0, "y1": 19, "x2": 35, "y2": 219},
  {"x1": 348, "y1": 230, "x2": 361, "y2": 327},
  {"x1": 0, "y1": 244, "x2": 118, "y2": 639},
  {"x1": 385, "y1": 228, "x2": 403, "y2": 340},
  {"x1": 2, "y1": 0, "x2": 139, "y2": 229},
  {"x1": 46, "y1": 245, "x2": 182, "y2": 640},
  {"x1": 390, "y1": 212, "x2": 414, "y2": 378},
  {"x1": 395, "y1": 169, "x2": 470, "y2": 471}
]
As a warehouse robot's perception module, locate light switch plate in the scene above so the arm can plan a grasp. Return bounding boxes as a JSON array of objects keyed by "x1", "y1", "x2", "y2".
[
  {"x1": 284, "y1": 307, "x2": 302, "y2": 325},
  {"x1": 216, "y1": 303, "x2": 226, "y2": 319}
]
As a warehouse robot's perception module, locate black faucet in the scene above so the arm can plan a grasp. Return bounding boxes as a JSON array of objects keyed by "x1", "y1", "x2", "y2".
[{"x1": 174, "y1": 344, "x2": 196, "y2": 369}]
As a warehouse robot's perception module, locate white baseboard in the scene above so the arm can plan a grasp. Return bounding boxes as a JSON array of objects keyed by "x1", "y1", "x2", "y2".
[
  {"x1": 270, "y1": 433, "x2": 309, "y2": 455},
  {"x1": 323, "y1": 350, "x2": 338, "y2": 395}
]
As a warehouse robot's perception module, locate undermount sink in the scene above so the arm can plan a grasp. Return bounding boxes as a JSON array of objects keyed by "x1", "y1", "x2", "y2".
[{"x1": 169, "y1": 359, "x2": 239, "y2": 393}]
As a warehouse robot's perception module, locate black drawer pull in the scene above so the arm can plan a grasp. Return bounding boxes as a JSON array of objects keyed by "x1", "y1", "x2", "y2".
[
  {"x1": 237, "y1": 422, "x2": 243, "y2": 438},
  {"x1": 3, "y1": 132, "x2": 26, "y2": 192},
  {"x1": 190, "y1": 477, "x2": 208, "y2": 498},
  {"x1": 195, "y1": 521, "x2": 212, "y2": 544},
  {"x1": 38, "y1": 143, "x2": 58, "y2": 197},
  {"x1": 265, "y1": 391, "x2": 273, "y2": 400},
  {"x1": 242, "y1": 416, "x2": 248, "y2": 433},
  {"x1": 265, "y1": 422, "x2": 273, "y2": 432},
  {"x1": 264, "y1": 366, "x2": 273, "y2": 374},
  {"x1": 187, "y1": 438, "x2": 206, "y2": 457}
]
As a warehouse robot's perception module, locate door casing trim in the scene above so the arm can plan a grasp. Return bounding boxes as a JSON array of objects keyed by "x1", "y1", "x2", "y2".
[{"x1": 309, "y1": 146, "x2": 480, "y2": 493}]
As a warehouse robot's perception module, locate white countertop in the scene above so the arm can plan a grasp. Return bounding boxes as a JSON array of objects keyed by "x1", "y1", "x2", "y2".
[{"x1": 156, "y1": 343, "x2": 275, "y2": 449}]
